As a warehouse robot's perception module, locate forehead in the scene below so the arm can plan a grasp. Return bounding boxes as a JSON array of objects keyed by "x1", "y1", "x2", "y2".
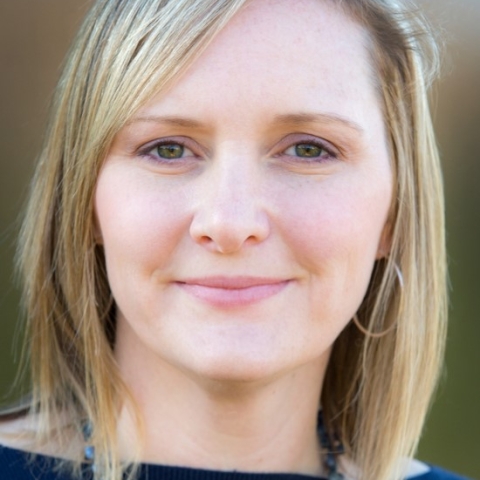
[
  {"x1": 213, "y1": 0, "x2": 371, "y2": 68},
  {"x1": 139, "y1": 0, "x2": 380, "y2": 135}
]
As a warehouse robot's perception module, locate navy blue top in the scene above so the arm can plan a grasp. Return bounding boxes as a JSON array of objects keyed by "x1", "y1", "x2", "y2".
[{"x1": 0, "y1": 445, "x2": 473, "y2": 480}]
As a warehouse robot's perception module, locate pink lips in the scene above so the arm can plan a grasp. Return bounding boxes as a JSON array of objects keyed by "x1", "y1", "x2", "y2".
[{"x1": 176, "y1": 276, "x2": 290, "y2": 308}]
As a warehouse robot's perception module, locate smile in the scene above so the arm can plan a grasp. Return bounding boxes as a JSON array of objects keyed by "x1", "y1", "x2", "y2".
[{"x1": 175, "y1": 276, "x2": 291, "y2": 308}]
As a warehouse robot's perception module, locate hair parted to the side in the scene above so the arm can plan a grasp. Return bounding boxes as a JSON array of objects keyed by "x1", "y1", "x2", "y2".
[
  {"x1": 16, "y1": 1, "x2": 250, "y2": 478},
  {"x1": 14, "y1": 0, "x2": 445, "y2": 479},
  {"x1": 322, "y1": 2, "x2": 446, "y2": 479}
]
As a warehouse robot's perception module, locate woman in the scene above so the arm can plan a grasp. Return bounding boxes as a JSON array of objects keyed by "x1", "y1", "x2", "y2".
[{"x1": 0, "y1": 0, "x2": 468, "y2": 479}]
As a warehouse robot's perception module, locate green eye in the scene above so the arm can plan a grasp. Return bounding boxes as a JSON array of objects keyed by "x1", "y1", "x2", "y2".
[
  {"x1": 295, "y1": 143, "x2": 323, "y2": 157},
  {"x1": 157, "y1": 144, "x2": 184, "y2": 159}
]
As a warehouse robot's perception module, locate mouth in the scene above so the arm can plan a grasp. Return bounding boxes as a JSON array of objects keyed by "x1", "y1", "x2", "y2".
[{"x1": 175, "y1": 276, "x2": 291, "y2": 308}]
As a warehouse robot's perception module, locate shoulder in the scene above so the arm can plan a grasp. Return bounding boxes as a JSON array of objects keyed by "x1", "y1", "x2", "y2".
[
  {"x1": 0, "y1": 411, "x2": 77, "y2": 480},
  {"x1": 0, "y1": 404, "x2": 81, "y2": 462},
  {"x1": 0, "y1": 442, "x2": 31, "y2": 478},
  {"x1": 341, "y1": 459, "x2": 473, "y2": 480},
  {"x1": 406, "y1": 461, "x2": 473, "y2": 480},
  {"x1": 0, "y1": 443, "x2": 70, "y2": 480},
  {"x1": 0, "y1": 410, "x2": 41, "y2": 479},
  {"x1": 0, "y1": 406, "x2": 35, "y2": 451}
]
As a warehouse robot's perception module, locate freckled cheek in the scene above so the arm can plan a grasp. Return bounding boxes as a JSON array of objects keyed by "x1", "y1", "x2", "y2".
[
  {"x1": 276, "y1": 184, "x2": 390, "y2": 274},
  {"x1": 95, "y1": 176, "x2": 189, "y2": 274}
]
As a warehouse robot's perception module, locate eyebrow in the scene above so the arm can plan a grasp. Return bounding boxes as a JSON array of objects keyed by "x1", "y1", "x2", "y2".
[
  {"x1": 126, "y1": 112, "x2": 364, "y2": 135},
  {"x1": 272, "y1": 112, "x2": 364, "y2": 135},
  {"x1": 126, "y1": 115, "x2": 203, "y2": 128}
]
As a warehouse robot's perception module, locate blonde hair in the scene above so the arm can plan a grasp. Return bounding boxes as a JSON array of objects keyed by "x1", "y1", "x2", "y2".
[{"x1": 14, "y1": 0, "x2": 446, "y2": 479}]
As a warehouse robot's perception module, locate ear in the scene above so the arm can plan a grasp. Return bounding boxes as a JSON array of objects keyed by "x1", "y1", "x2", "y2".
[
  {"x1": 375, "y1": 221, "x2": 392, "y2": 260},
  {"x1": 92, "y1": 211, "x2": 104, "y2": 245}
]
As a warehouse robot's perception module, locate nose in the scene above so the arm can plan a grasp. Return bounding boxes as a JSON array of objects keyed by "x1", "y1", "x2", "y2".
[{"x1": 189, "y1": 155, "x2": 270, "y2": 254}]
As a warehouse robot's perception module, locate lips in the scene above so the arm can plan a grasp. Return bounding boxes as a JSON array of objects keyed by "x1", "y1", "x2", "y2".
[{"x1": 175, "y1": 276, "x2": 290, "y2": 308}]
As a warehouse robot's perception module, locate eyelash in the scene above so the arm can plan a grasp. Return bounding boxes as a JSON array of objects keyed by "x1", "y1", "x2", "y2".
[
  {"x1": 280, "y1": 138, "x2": 338, "y2": 162},
  {"x1": 136, "y1": 136, "x2": 339, "y2": 165},
  {"x1": 137, "y1": 138, "x2": 197, "y2": 164}
]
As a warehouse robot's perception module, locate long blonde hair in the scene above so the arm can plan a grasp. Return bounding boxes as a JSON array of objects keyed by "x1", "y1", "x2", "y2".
[{"x1": 15, "y1": 1, "x2": 446, "y2": 479}]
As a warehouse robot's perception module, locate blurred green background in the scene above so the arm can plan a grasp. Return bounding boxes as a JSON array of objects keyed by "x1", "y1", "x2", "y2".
[{"x1": 0, "y1": 1, "x2": 478, "y2": 477}]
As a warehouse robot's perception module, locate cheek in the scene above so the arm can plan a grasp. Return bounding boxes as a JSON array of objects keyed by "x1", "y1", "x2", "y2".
[
  {"x1": 94, "y1": 166, "x2": 189, "y2": 282},
  {"x1": 276, "y1": 174, "x2": 392, "y2": 308}
]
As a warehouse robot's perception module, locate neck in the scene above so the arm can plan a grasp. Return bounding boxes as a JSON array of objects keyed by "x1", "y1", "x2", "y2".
[{"x1": 115, "y1": 324, "x2": 329, "y2": 476}]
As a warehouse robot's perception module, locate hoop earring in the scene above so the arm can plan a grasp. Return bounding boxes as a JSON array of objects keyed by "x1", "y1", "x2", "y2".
[
  {"x1": 393, "y1": 262, "x2": 404, "y2": 289},
  {"x1": 352, "y1": 262, "x2": 404, "y2": 338}
]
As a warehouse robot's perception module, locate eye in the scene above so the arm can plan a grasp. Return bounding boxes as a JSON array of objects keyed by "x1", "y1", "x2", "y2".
[
  {"x1": 289, "y1": 143, "x2": 325, "y2": 158},
  {"x1": 283, "y1": 141, "x2": 336, "y2": 161},
  {"x1": 137, "y1": 138, "x2": 198, "y2": 165},
  {"x1": 156, "y1": 143, "x2": 186, "y2": 159},
  {"x1": 150, "y1": 141, "x2": 195, "y2": 160}
]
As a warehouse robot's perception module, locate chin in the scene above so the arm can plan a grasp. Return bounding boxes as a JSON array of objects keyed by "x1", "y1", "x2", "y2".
[
  {"x1": 178, "y1": 341, "x2": 325, "y2": 390},
  {"x1": 186, "y1": 352, "x2": 283, "y2": 386}
]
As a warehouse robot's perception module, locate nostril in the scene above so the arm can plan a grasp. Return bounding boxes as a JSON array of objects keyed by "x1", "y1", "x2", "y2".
[{"x1": 189, "y1": 211, "x2": 270, "y2": 254}]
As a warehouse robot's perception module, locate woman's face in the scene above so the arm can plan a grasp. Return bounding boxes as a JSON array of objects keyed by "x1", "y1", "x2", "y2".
[{"x1": 95, "y1": 0, "x2": 393, "y2": 384}]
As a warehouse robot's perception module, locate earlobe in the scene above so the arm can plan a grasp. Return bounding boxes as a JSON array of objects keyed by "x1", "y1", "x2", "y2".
[
  {"x1": 93, "y1": 228, "x2": 104, "y2": 245},
  {"x1": 376, "y1": 222, "x2": 392, "y2": 260},
  {"x1": 92, "y1": 213, "x2": 104, "y2": 245}
]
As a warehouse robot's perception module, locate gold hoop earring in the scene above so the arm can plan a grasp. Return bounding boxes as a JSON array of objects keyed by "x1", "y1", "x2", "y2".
[{"x1": 352, "y1": 262, "x2": 404, "y2": 338}]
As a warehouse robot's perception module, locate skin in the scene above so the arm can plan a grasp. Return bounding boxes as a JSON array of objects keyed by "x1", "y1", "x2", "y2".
[{"x1": 94, "y1": 0, "x2": 393, "y2": 475}]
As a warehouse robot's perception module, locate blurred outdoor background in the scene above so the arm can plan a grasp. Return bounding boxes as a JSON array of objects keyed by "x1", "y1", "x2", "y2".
[{"x1": 0, "y1": 1, "x2": 478, "y2": 477}]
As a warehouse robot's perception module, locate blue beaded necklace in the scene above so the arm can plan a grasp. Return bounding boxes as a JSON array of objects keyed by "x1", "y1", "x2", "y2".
[{"x1": 82, "y1": 412, "x2": 344, "y2": 480}]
